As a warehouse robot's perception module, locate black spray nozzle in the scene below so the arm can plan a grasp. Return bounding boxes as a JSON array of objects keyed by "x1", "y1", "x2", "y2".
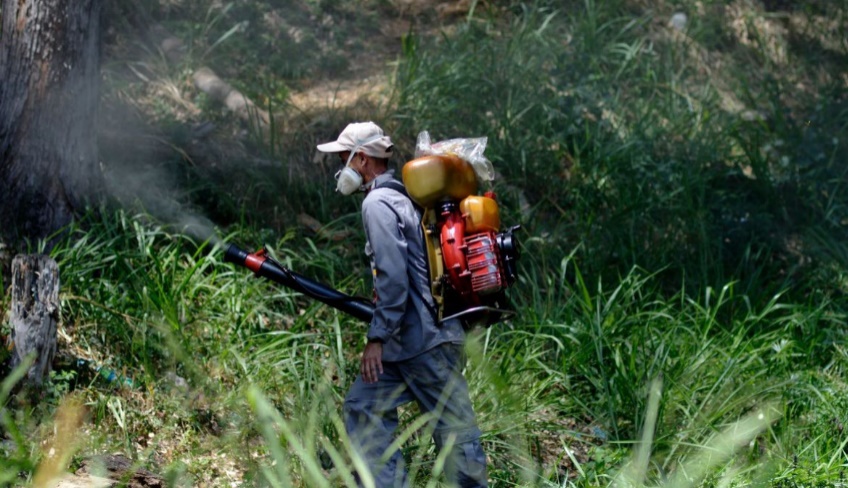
[
  {"x1": 223, "y1": 243, "x2": 250, "y2": 265},
  {"x1": 223, "y1": 242, "x2": 375, "y2": 323}
]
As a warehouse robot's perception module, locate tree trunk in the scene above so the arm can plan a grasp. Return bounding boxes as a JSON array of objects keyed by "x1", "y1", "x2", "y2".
[
  {"x1": 10, "y1": 254, "x2": 60, "y2": 386},
  {"x1": 0, "y1": 0, "x2": 104, "y2": 245},
  {"x1": 0, "y1": 241, "x2": 10, "y2": 293}
]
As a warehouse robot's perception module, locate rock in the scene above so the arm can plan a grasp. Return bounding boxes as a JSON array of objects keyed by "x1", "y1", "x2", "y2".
[
  {"x1": 165, "y1": 371, "x2": 188, "y2": 390},
  {"x1": 54, "y1": 473, "x2": 113, "y2": 488},
  {"x1": 192, "y1": 67, "x2": 270, "y2": 126},
  {"x1": 741, "y1": 110, "x2": 768, "y2": 122},
  {"x1": 0, "y1": 438, "x2": 17, "y2": 455},
  {"x1": 670, "y1": 12, "x2": 688, "y2": 31}
]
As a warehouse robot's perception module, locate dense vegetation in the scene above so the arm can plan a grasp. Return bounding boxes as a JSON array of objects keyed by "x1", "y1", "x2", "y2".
[{"x1": 2, "y1": 0, "x2": 847, "y2": 486}]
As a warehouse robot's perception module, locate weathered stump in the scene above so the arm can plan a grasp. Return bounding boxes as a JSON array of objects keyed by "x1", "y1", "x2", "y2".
[{"x1": 10, "y1": 254, "x2": 60, "y2": 386}]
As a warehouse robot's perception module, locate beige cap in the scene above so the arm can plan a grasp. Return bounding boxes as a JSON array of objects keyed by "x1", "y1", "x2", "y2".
[{"x1": 316, "y1": 121, "x2": 394, "y2": 158}]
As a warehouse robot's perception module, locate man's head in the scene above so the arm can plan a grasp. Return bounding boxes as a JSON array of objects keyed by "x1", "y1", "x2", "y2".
[{"x1": 317, "y1": 122, "x2": 394, "y2": 195}]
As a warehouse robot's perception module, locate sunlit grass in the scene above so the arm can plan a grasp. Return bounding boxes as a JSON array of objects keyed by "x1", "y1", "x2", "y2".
[
  {"x1": 0, "y1": 207, "x2": 845, "y2": 486},
  {"x1": 2, "y1": 0, "x2": 848, "y2": 486}
]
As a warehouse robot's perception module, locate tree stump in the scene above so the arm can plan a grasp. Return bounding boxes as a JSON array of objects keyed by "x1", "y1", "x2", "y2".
[{"x1": 10, "y1": 254, "x2": 60, "y2": 386}]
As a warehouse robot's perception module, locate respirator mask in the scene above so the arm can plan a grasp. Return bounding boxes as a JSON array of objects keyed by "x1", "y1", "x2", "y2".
[
  {"x1": 334, "y1": 134, "x2": 385, "y2": 195},
  {"x1": 335, "y1": 151, "x2": 364, "y2": 195}
]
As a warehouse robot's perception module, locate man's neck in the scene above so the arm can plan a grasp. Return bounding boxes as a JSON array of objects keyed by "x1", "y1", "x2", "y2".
[{"x1": 365, "y1": 170, "x2": 394, "y2": 192}]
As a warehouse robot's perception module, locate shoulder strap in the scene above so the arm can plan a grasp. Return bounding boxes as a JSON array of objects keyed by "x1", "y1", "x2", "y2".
[
  {"x1": 374, "y1": 178, "x2": 441, "y2": 325},
  {"x1": 376, "y1": 178, "x2": 409, "y2": 199},
  {"x1": 375, "y1": 178, "x2": 423, "y2": 214}
]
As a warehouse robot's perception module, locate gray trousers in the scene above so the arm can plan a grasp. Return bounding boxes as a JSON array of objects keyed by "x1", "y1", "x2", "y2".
[{"x1": 344, "y1": 343, "x2": 488, "y2": 487}]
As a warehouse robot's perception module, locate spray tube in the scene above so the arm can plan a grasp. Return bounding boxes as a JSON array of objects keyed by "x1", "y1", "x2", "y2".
[{"x1": 223, "y1": 243, "x2": 375, "y2": 322}]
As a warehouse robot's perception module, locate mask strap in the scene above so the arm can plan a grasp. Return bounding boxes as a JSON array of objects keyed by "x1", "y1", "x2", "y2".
[
  {"x1": 343, "y1": 149, "x2": 358, "y2": 168},
  {"x1": 344, "y1": 134, "x2": 385, "y2": 167}
]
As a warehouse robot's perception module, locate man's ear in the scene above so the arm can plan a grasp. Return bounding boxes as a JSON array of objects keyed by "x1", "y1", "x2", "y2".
[{"x1": 359, "y1": 152, "x2": 370, "y2": 167}]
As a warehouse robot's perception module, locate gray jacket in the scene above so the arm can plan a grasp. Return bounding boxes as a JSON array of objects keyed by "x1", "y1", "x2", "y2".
[{"x1": 362, "y1": 172, "x2": 465, "y2": 361}]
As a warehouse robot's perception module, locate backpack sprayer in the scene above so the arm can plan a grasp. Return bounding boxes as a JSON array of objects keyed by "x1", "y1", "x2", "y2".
[
  {"x1": 402, "y1": 153, "x2": 520, "y2": 325},
  {"x1": 225, "y1": 132, "x2": 520, "y2": 327}
]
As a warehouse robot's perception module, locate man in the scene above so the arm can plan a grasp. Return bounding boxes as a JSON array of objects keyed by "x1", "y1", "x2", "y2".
[{"x1": 317, "y1": 121, "x2": 488, "y2": 487}]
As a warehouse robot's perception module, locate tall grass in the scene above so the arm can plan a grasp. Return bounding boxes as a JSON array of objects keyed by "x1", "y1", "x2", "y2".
[
  {"x1": 3, "y1": 0, "x2": 848, "y2": 486},
  {"x1": 0, "y1": 208, "x2": 845, "y2": 486},
  {"x1": 393, "y1": 0, "x2": 848, "y2": 303}
]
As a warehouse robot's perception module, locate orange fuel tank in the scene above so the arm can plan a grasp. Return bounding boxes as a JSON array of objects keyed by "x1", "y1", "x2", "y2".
[
  {"x1": 402, "y1": 154, "x2": 478, "y2": 208},
  {"x1": 460, "y1": 195, "x2": 500, "y2": 233}
]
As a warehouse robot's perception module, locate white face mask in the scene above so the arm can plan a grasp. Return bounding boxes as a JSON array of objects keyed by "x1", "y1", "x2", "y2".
[
  {"x1": 335, "y1": 151, "x2": 364, "y2": 195},
  {"x1": 334, "y1": 134, "x2": 386, "y2": 195}
]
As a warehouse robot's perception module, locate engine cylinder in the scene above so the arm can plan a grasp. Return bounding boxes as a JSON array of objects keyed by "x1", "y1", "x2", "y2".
[{"x1": 465, "y1": 232, "x2": 503, "y2": 294}]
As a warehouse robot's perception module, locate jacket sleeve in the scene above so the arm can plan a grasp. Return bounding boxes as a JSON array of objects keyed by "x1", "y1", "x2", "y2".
[{"x1": 362, "y1": 196, "x2": 409, "y2": 343}]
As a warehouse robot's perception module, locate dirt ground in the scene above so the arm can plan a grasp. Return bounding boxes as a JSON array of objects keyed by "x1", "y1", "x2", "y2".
[{"x1": 287, "y1": 0, "x2": 475, "y2": 112}]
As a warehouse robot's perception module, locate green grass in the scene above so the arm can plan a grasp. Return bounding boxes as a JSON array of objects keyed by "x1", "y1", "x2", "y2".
[
  {"x1": 1, "y1": 209, "x2": 846, "y2": 486},
  {"x1": 3, "y1": 0, "x2": 848, "y2": 486}
]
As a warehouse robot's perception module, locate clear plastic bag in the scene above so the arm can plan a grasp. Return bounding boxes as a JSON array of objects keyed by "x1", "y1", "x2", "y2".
[{"x1": 414, "y1": 131, "x2": 495, "y2": 182}]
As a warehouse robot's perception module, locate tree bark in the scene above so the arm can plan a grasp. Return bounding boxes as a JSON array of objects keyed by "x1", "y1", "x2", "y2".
[
  {"x1": 0, "y1": 241, "x2": 10, "y2": 293},
  {"x1": 0, "y1": 0, "x2": 104, "y2": 245},
  {"x1": 10, "y1": 254, "x2": 60, "y2": 386}
]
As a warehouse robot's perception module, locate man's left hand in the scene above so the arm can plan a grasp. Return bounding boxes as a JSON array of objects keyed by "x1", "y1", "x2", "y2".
[{"x1": 361, "y1": 341, "x2": 383, "y2": 384}]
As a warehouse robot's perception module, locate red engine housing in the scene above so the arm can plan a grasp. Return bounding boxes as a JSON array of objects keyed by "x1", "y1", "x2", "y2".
[
  {"x1": 439, "y1": 203, "x2": 507, "y2": 306},
  {"x1": 440, "y1": 207, "x2": 472, "y2": 298},
  {"x1": 465, "y1": 232, "x2": 504, "y2": 295}
]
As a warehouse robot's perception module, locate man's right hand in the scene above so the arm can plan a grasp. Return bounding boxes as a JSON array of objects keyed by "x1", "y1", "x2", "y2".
[{"x1": 361, "y1": 341, "x2": 384, "y2": 384}]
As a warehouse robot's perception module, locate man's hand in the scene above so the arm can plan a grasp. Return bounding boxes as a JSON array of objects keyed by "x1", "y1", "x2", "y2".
[{"x1": 361, "y1": 341, "x2": 384, "y2": 384}]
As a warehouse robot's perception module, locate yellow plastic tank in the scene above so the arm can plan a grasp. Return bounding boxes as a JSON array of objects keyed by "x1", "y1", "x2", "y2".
[
  {"x1": 460, "y1": 195, "x2": 500, "y2": 233},
  {"x1": 402, "y1": 154, "x2": 478, "y2": 208}
]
